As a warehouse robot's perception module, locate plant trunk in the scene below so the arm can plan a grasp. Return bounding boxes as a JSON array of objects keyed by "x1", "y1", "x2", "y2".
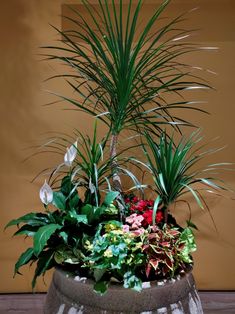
[
  {"x1": 110, "y1": 134, "x2": 125, "y2": 221},
  {"x1": 110, "y1": 134, "x2": 122, "y2": 192}
]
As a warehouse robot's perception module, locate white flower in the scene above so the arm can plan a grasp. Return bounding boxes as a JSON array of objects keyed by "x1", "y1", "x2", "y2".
[
  {"x1": 39, "y1": 180, "x2": 53, "y2": 205},
  {"x1": 64, "y1": 141, "x2": 77, "y2": 167},
  {"x1": 89, "y1": 177, "x2": 96, "y2": 194}
]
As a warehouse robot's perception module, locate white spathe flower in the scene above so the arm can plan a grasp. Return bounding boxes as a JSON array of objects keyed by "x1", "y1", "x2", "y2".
[
  {"x1": 64, "y1": 141, "x2": 77, "y2": 167},
  {"x1": 39, "y1": 180, "x2": 53, "y2": 205},
  {"x1": 89, "y1": 177, "x2": 96, "y2": 194}
]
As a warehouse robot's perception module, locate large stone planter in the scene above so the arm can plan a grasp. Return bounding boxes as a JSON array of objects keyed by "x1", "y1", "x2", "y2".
[{"x1": 44, "y1": 268, "x2": 203, "y2": 314}]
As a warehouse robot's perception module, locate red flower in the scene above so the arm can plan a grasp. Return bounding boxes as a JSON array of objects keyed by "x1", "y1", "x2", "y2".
[
  {"x1": 130, "y1": 205, "x2": 138, "y2": 211},
  {"x1": 142, "y1": 210, "x2": 164, "y2": 226},
  {"x1": 136, "y1": 200, "x2": 147, "y2": 211},
  {"x1": 132, "y1": 196, "x2": 139, "y2": 203},
  {"x1": 156, "y1": 211, "x2": 164, "y2": 223},
  {"x1": 142, "y1": 210, "x2": 153, "y2": 226},
  {"x1": 147, "y1": 200, "x2": 154, "y2": 207}
]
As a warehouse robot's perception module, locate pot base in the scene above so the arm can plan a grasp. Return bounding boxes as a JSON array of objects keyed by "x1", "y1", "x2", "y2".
[{"x1": 44, "y1": 269, "x2": 203, "y2": 314}]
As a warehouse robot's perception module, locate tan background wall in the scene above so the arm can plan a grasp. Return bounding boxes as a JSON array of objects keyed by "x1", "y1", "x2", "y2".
[{"x1": 1, "y1": 0, "x2": 235, "y2": 292}]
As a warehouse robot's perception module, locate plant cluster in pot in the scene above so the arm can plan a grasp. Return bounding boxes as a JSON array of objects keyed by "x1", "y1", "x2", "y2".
[{"x1": 5, "y1": 0, "x2": 233, "y2": 313}]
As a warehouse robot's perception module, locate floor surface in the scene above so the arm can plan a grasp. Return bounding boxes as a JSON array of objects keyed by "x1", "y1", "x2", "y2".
[{"x1": 0, "y1": 292, "x2": 235, "y2": 313}]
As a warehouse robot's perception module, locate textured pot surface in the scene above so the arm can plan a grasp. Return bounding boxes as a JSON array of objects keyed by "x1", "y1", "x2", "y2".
[{"x1": 44, "y1": 268, "x2": 203, "y2": 314}]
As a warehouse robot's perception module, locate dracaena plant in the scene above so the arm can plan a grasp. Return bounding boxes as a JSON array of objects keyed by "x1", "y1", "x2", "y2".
[
  {"x1": 141, "y1": 130, "x2": 232, "y2": 224},
  {"x1": 44, "y1": 0, "x2": 210, "y2": 190}
]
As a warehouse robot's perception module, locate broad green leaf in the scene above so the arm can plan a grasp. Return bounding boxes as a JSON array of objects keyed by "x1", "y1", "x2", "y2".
[
  {"x1": 13, "y1": 225, "x2": 39, "y2": 237},
  {"x1": 52, "y1": 191, "x2": 66, "y2": 211},
  {"x1": 81, "y1": 204, "x2": 93, "y2": 216},
  {"x1": 14, "y1": 247, "x2": 34, "y2": 276},
  {"x1": 33, "y1": 224, "x2": 62, "y2": 257},
  {"x1": 5, "y1": 213, "x2": 47, "y2": 229},
  {"x1": 103, "y1": 191, "x2": 119, "y2": 207},
  {"x1": 61, "y1": 175, "x2": 73, "y2": 196},
  {"x1": 67, "y1": 211, "x2": 88, "y2": 224},
  {"x1": 32, "y1": 250, "x2": 54, "y2": 288},
  {"x1": 69, "y1": 193, "x2": 80, "y2": 210},
  {"x1": 93, "y1": 206, "x2": 106, "y2": 220},
  {"x1": 81, "y1": 204, "x2": 103, "y2": 224}
]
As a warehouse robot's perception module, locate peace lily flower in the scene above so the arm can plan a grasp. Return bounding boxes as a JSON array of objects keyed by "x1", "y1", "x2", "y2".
[
  {"x1": 39, "y1": 180, "x2": 53, "y2": 205},
  {"x1": 89, "y1": 177, "x2": 96, "y2": 194},
  {"x1": 64, "y1": 141, "x2": 77, "y2": 167}
]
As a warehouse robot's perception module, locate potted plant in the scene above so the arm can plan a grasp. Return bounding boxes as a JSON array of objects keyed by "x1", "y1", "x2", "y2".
[{"x1": 5, "y1": 0, "x2": 232, "y2": 313}]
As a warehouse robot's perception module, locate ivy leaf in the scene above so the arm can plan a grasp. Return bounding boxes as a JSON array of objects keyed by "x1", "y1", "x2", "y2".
[
  {"x1": 179, "y1": 228, "x2": 197, "y2": 263},
  {"x1": 52, "y1": 192, "x2": 66, "y2": 211},
  {"x1": 123, "y1": 271, "x2": 142, "y2": 292},
  {"x1": 93, "y1": 281, "x2": 108, "y2": 295},
  {"x1": 14, "y1": 247, "x2": 35, "y2": 276},
  {"x1": 33, "y1": 224, "x2": 62, "y2": 257}
]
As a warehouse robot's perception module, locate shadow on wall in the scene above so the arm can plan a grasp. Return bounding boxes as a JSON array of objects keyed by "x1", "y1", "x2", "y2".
[{"x1": 0, "y1": 0, "x2": 48, "y2": 171}]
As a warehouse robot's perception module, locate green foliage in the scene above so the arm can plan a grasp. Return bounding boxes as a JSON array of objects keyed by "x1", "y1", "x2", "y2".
[
  {"x1": 143, "y1": 225, "x2": 194, "y2": 278},
  {"x1": 179, "y1": 227, "x2": 197, "y2": 263},
  {"x1": 81, "y1": 191, "x2": 119, "y2": 224},
  {"x1": 142, "y1": 131, "x2": 232, "y2": 219},
  {"x1": 39, "y1": 123, "x2": 127, "y2": 206},
  {"x1": 32, "y1": 250, "x2": 55, "y2": 289},
  {"x1": 93, "y1": 281, "x2": 108, "y2": 295},
  {"x1": 84, "y1": 221, "x2": 146, "y2": 294},
  {"x1": 33, "y1": 224, "x2": 62, "y2": 257},
  {"x1": 14, "y1": 248, "x2": 35, "y2": 276},
  {"x1": 5, "y1": 178, "x2": 120, "y2": 288},
  {"x1": 45, "y1": 0, "x2": 208, "y2": 137},
  {"x1": 52, "y1": 192, "x2": 67, "y2": 211},
  {"x1": 123, "y1": 271, "x2": 142, "y2": 292},
  {"x1": 6, "y1": 0, "x2": 233, "y2": 295},
  {"x1": 5, "y1": 213, "x2": 49, "y2": 229}
]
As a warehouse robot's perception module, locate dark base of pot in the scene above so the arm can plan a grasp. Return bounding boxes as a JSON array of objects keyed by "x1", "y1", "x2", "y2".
[{"x1": 44, "y1": 269, "x2": 203, "y2": 314}]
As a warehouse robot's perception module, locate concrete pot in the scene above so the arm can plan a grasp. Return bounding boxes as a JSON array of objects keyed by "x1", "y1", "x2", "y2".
[{"x1": 44, "y1": 268, "x2": 203, "y2": 314}]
